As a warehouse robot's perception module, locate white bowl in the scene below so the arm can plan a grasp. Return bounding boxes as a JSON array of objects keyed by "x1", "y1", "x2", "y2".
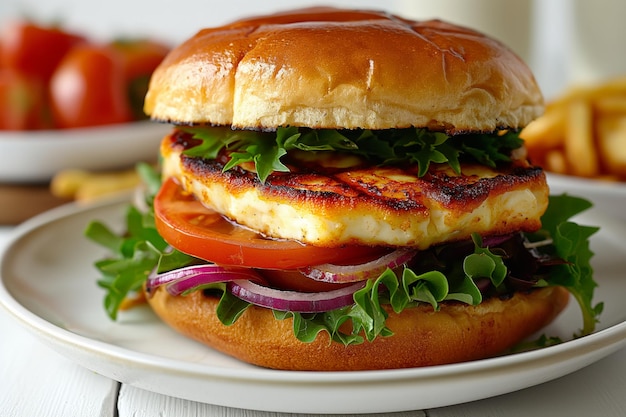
[
  {"x1": 546, "y1": 172, "x2": 626, "y2": 221},
  {"x1": 0, "y1": 121, "x2": 171, "y2": 184}
]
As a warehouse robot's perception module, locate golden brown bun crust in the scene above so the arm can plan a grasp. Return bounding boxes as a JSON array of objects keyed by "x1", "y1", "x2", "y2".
[
  {"x1": 144, "y1": 7, "x2": 544, "y2": 132},
  {"x1": 145, "y1": 285, "x2": 569, "y2": 371}
]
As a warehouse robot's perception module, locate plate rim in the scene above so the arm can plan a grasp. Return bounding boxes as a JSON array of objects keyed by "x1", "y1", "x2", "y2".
[
  {"x1": 0, "y1": 120, "x2": 164, "y2": 142},
  {"x1": 547, "y1": 172, "x2": 626, "y2": 192},
  {"x1": 0, "y1": 121, "x2": 170, "y2": 183}
]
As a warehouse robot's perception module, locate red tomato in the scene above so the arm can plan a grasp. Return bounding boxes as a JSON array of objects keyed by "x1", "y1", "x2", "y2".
[
  {"x1": 109, "y1": 39, "x2": 170, "y2": 119},
  {"x1": 0, "y1": 21, "x2": 85, "y2": 82},
  {"x1": 0, "y1": 68, "x2": 50, "y2": 130},
  {"x1": 49, "y1": 44, "x2": 132, "y2": 128},
  {"x1": 154, "y1": 178, "x2": 385, "y2": 269},
  {"x1": 109, "y1": 39, "x2": 169, "y2": 81}
]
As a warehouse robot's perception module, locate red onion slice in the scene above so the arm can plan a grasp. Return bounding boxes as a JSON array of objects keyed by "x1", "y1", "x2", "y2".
[
  {"x1": 300, "y1": 248, "x2": 416, "y2": 283},
  {"x1": 228, "y1": 280, "x2": 366, "y2": 312},
  {"x1": 146, "y1": 264, "x2": 265, "y2": 297}
]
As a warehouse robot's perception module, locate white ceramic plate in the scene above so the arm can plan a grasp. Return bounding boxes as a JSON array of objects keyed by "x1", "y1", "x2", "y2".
[
  {"x1": 0, "y1": 121, "x2": 170, "y2": 183},
  {"x1": 547, "y1": 172, "x2": 626, "y2": 221},
  {"x1": 1, "y1": 199, "x2": 625, "y2": 414}
]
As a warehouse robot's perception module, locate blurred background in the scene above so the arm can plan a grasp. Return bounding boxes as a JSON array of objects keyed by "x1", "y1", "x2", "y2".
[
  {"x1": 1, "y1": 0, "x2": 625, "y2": 223},
  {"x1": 2, "y1": 0, "x2": 624, "y2": 99}
]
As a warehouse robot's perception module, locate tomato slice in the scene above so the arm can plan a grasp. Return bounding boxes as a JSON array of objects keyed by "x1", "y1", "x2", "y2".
[{"x1": 154, "y1": 178, "x2": 384, "y2": 269}]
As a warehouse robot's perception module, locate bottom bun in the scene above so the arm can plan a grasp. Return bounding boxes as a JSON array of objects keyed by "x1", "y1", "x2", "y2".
[{"x1": 146, "y1": 285, "x2": 570, "y2": 371}]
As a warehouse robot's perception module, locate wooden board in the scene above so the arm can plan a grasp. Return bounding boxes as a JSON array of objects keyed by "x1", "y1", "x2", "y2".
[{"x1": 0, "y1": 183, "x2": 70, "y2": 225}]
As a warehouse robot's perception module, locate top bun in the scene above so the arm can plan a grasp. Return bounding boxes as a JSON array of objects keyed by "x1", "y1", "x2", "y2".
[{"x1": 144, "y1": 7, "x2": 543, "y2": 132}]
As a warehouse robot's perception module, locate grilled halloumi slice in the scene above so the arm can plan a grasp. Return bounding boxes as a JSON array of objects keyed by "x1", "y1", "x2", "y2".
[{"x1": 160, "y1": 132, "x2": 549, "y2": 249}]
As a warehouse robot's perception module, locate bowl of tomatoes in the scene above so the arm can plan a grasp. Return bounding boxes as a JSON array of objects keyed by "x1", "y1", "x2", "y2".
[{"x1": 0, "y1": 20, "x2": 172, "y2": 183}]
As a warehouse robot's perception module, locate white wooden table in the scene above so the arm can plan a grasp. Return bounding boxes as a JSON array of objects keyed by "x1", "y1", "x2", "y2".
[{"x1": 1, "y1": 225, "x2": 626, "y2": 417}]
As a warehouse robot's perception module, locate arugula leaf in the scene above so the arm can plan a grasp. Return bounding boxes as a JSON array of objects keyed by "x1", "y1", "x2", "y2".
[
  {"x1": 456, "y1": 131, "x2": 523, "y2": 168},
  {"x1": 288, "y1": 127, "x2": 359, "y2": 152},
  {"x1": 85, "y1": 220, "x2": 125, "y2": 254},
  {"x1": 532, "y1": 194, "x2": 602, "y2": 336},
  {"x1": 411, "y1": 131, "x2": 452, "y2": 176},
  {"x1": 136, "y1": 162, "x2": 162, "y2": 198},
  {"x1": 274, "y1": 309, "x2": 363, "y2": 345},
  {"x1": 180, "y1": 126, "x2": 523, "y2": 183},
  {"x1": 466, "y1": 234, "x2": 508, "y2": 289},
  {"x1": 402, "y1": 269, "x2": 449, "y2": 310},
  {"x1": 214, "y1": 285, "x2": 252, "y2": 325},
  {"x1": 350, "y1": 272, "x2": 393, "y2": 341},
  {"x1": 224, "y1": 139, "x2": 290, "y2": 182},
  {"x1": 86, "y1": 205, "x2": 164, "y2": 320},
  {"x1": 445, "y1": 275, "x2": 482, "y2": 305},
  {"x1": 511, "y1": 334, "x2": 564, "y2": 353},
  {"x1": 179, "y1": 126, "x2": 258, "y2": 159},
  {"x1": 85, "y1": 165, "x2": 195, "y2": 319}
]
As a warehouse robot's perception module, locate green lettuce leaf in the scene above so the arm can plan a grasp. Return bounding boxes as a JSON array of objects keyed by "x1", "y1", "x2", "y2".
[
  {"x1": 84, "y1": 166, "x2": 196, "y2": 320},
  {"x1": 86, "y1": 205, "x2": 166, "y2": 320},
  {"x1": 528, "y1": 194, "x2": 602, "y2": 335},
  {"x1": 466, "y1": 234, "x2": 508, "y2": 289},
  {"x1": 179, "y1": 126, "x2": 523, "y2": 183}
]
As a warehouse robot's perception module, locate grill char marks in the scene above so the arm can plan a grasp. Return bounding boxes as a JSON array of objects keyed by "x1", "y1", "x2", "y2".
[
  {"x1": 179, "y1": 141, "x2": 543, "y2": 215},
  {"x1": 161, "y1": 132, "x2": 548, "y2": 248}
]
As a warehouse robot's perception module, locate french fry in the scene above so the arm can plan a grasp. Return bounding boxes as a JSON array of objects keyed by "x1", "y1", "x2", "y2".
[
  {"x1": 50, "y1": 169, "x2": 93, "y2": 199},
  {"x1": 74, "y1": 170, "x2": 140, "y2": 202},
  {"x1": 564, "y1": 98, "x2": 598, "y2": 177},
  {"x1": 519, "y1": 104, "x2": 567, "y2": 150},
  {"x1": 51, "y1": 168, "x2": 140, "y2": 202},
  {"x1": 593, "y1": 94, "x2": 626, "y2": 114},
  {"x1": 521, "y1": 76, "x2": 626, "y2": 181},
  {"x1": 596, "y1": 115, "x2": 626, "y2": 177},
  {"x1": 553, "y1": 77, "x2": 626, "y2": 106},
  {"x1": 544, "y1": 150, "x2": 568, "y2": 175},
  {"x1": 590, "y1": 77, "x2": 626, "y2": 99}
]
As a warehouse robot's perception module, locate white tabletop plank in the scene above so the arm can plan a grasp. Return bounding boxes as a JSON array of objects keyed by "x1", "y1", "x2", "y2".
[
  {"x1": 0, "y1": 309, "x2": 118, "y2": 417},
  {"x1": 115, "y1": 347, "x2": 626, "y2": 417},
  {"x1": 4, "y1": 299, "x2": 626, "y2": 417},
  {"x1": 0, "y1": 227, "x2": 116, "y2": 417},
  {"x1": 429, "y1": 347, "x2": 626, "y2": 417},
  {"x1": 117, "y1": 383, "x2": 427, "y2": 417}
]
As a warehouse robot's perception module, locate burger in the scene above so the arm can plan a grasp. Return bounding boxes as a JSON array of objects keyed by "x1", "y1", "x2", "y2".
[{"x1": 87, "y1": 7, "x2": 601, "y2": 371}]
